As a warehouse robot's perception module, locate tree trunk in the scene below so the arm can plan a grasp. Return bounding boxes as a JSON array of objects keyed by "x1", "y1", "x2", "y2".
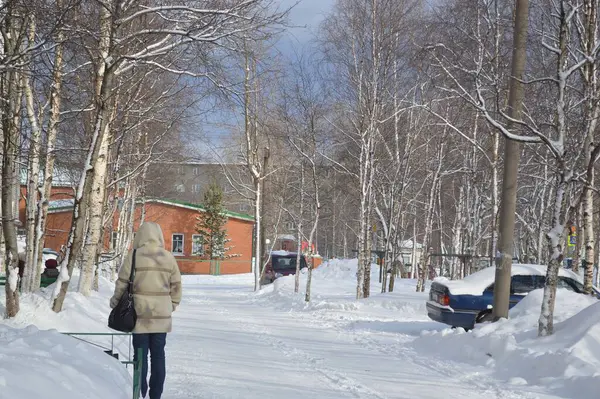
[
  {"x1": 452, "y1": 185, "x2": 464, "y2": 279},
  {"x1": 294, "y1": 163, "x2": 305, "y2": 293},
  {"x1": 2, "y1": 65, "x2": 23, "y2": 317},
  {"x1": 539, "y1": 174, "x2": 568, "y2": 336},
  {"x1": 253, "y1": 178, "x2": 262, "y2": 290},
  {"x1": 34, "y1": 13, "x2": 64, "y2": 291},
  {"x1": 78, "y1": 125, "x2": 112, "y2": 295},
  {"x1": 53, "y1": 1, "x2": 115, "y2": 311},
  {"x1": 22, "y1": 45, "x2": 42, "y2": 293},
  {"x1": 536, "y1": 164, "x2": 550, "y2": 263},
  {"x1": 3, "y1": 132, "x2": 20, "y2": 317},
  {"x1": 305, "y1": 154, "x2": 321, "y2": 302},
  {"x1": 417, "y1": 144, "x2": 443, "y2": 292},
  {"x1": 581, "y1": 0, "x2": 598, "y2": 293},
  {"x1": 490, "y1": 132, "x2": 499, "y2": 265},
  {"x1": 358, "y1": 136, "x2": 375, "y2": 299}
]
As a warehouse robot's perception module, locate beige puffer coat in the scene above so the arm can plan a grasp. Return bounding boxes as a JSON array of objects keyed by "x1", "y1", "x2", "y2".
[{"x1": 110, "y1": 222, "x2": 182, "y2": 334}]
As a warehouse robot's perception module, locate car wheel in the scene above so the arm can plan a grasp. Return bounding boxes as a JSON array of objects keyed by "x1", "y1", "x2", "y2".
[{"x1": 476, "y1": 309, "x2": 493, "y2": 324}]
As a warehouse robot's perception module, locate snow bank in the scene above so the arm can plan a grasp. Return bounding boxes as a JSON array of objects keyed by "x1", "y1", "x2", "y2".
[
  {"x1": 0, "y1": 272, "x2": 135, "y2": 398},
  {"x1": 1, "y1": 272, "x2": 117, "y2": 334},
  {"x1": 253, "y1": 259, "x2": 430, "y2": 319},
  {"x1": 412, "y1": 288, "x2": 600, "y2": 396},
  {"x1": 0, "y1": 324, "x2": 130, "y2": 399}
]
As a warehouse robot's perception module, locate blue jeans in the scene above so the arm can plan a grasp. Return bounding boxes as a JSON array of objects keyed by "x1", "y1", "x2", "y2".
[{"x1": 133, "y1": 333, "x2": 167, "y2": 399}]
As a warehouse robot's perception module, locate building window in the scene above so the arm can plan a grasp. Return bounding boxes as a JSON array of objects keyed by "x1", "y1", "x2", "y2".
[
  {"x1": 192, "y1": 184, "x2": 201, "y2": 193},
  {"x1": 239, "y1": 203, "x2": 249, "y2": 212},
  {"x1": 172, "y1": 234, "x2": 184, "y2": 255},
  {"x1": 192, "y1": 234, "x2": 204, "y2": 256},
  {"x1": 285, "y1": 221, "x2": 295, "y2": 231},
  {"x1": 111, "y1": 231, "x2": 118, "y2": 250},
  {"x1": 193, "y1": 167, "x2": 200, "y2": 175},
  {"x1": 175, "y1": 184, "x2": 186, "y2": 193}
]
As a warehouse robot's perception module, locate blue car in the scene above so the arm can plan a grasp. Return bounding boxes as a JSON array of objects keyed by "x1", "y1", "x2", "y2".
[{"x1": 426, "y1": 264, "x2": 598, "y2": 329}]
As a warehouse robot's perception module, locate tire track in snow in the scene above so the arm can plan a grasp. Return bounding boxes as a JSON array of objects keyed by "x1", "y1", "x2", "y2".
[{"x1": 187, "y1": 293, "x2": 389, "y2": 399}]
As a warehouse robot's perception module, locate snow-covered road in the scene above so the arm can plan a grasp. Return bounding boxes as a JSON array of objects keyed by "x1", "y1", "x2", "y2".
[{"x1": 164, "y1": 278, "x2": 558, "y2": 399}]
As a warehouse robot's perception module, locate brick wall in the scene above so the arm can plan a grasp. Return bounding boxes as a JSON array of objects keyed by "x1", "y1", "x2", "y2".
[
  {"x1": 19, "y1": 185, "x2": 75, "y2": 228},
  {"x1": 45, "y1": 200, "x2": 254, "y2": 275},
  {"x1": 45, "y1": 210, "x2": 72, "y2": 251},
  {"x1": 135, "y1": 202, "x2": 254, "y2": 274}
]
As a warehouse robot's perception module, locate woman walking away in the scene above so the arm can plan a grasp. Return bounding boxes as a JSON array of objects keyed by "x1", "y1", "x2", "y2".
[{"x1": 110, "y1": 222, "x2": 182, "y2": 399}]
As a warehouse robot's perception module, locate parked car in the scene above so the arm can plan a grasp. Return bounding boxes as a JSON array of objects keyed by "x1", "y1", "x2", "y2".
[
  {"x1": 262, "y1": 251, "x2": 307, "y2": 285},
  {"x1": 426, "y1": 264, "x2": 599, "y2": 330}
]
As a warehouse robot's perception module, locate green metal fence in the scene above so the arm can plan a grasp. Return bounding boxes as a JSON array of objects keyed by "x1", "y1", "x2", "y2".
[
  {"x1": 0, "y1": 274, "x2": 58, "y2": 289},
  {"x1": 61, "y1": 332, "x2": 142, "y2": 399}
]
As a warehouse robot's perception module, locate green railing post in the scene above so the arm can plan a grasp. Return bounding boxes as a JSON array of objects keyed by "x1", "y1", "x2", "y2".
[{"x1": 132, "y1": 347, "x2": 143, "y2": 399}]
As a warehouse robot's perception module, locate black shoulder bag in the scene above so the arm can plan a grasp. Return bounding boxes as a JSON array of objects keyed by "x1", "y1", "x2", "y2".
[{"x1": 108, "y1": 249, "x2": 137, "y2": 332}]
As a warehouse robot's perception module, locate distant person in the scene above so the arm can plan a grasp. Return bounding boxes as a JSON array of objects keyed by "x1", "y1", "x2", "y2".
[
  {"x1": 110, "y1": 222, "x2": 182, "y2": 399},
  {"x1": 42, "y1": 258, "x2": 60, "y2": 279}
]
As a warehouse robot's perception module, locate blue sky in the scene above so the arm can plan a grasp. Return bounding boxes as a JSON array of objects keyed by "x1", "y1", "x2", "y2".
[
  {"x1": 279, "y1": 0, "x2": 335, "y2": 48},
  {"x1": 192, "y1": 0, "x2": 336, "y2": 161}
]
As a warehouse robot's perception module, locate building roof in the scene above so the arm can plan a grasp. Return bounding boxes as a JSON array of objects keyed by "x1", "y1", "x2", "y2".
[
  {"x1": 20, "y1": 166, "x2": 78, "y2": 187},
  {"x1": 48, "y1": 199, "x2": 75, "y2": 214},
  {"x1": 277, "y1": 234, "x2": 297, "y2": 241},
  {"x1": 47, "y1": 197, "x2": 254, "y2": 222},
  {"x1": 399, "y1": 240, "x2": 423, "y2": 249},
  {"x1": 144, "y1": 198, "x2": 254, "y2": 222}
]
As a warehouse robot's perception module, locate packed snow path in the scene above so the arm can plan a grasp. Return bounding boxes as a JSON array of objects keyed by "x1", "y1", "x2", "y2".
[{"x1": 164, "y1": 279, "x2": 557, "y2": 399}]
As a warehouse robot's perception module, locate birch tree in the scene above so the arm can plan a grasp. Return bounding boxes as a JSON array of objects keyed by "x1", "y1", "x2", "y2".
[
  {"x1": 321, "y1": 0, "x2": 421, "y2": 299},
  {"x1": 1, "y1": 0, "x2": 30, "y2": 317},
  {"x1": 52, "y1": 0, "x2": 286, "y2": 310}
]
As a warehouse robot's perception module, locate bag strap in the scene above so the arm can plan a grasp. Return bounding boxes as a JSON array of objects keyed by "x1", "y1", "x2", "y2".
[{"x1": 127, "y1": 249, "x2": 137, "y2": 294}]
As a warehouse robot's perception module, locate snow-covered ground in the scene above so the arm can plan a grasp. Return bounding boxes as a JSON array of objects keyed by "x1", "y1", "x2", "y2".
[
  {"x1": 2, "y1": 259, "x2": 599, "y2": 398},
  {"x1": 0, "y1": 324, "x2": 130, "y2": 399},
  {"x1": 0, "y1": 274, "x2": 131, "y2": 399}
]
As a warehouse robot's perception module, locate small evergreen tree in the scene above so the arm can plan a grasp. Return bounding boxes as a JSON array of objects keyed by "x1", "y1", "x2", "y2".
[{"x1": 196, "y1": 183, "x2": 229, "y2": 259}]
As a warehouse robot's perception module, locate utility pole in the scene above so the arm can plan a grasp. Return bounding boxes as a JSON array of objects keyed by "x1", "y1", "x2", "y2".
[{"x1": 492, "y1": 0, "x2": 530, "y2": 320}]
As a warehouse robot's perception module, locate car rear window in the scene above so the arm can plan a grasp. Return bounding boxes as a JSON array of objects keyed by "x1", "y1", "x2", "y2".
[{"x1": 272, "y1": 256, "x2": 306, "y2": 270}]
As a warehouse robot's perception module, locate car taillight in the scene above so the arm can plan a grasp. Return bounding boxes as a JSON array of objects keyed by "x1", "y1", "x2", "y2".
[{"x1": 439, "y1": 295, "x2": 450, "y2": 306}]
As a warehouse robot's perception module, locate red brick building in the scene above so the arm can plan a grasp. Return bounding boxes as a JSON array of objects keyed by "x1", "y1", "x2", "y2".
[{"x1": 21, "y1": 190, "x2": 254, "y2": 275}]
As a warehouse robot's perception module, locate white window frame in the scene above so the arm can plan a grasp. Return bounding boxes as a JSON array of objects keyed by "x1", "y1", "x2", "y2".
[
  {"x1": 192, "y1": 184, "x2": 201, "y2": 193},
  {"x1": 193, "y1": 167, "x2": 200, "y2": 175},
  {"x1": 172, "y1": 233, "x2": 184, "y2": 256},
  {"x1": 192, "y1": 234, "x2": 204, "y2": 256}
]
